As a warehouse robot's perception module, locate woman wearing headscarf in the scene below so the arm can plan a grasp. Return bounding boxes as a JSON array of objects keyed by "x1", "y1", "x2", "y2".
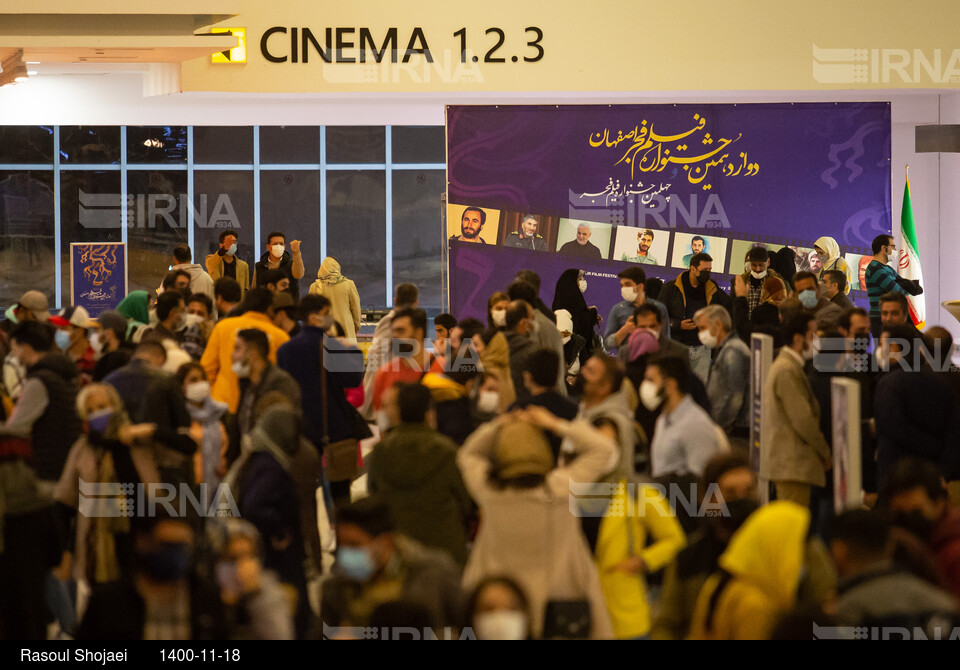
[
  {"x1": 552, "y1": 269, "x2": 601, "y2": 366},
  {"x1": 116, "y1": 290, "x2": 153, "y2": 341},
  {"x1": 54, "y1": 383, "x2": 160, "y2": 587},
  {"x1": 813, "y1": 236, "x2": 851, "y2": 294},
  {"x1": 487, "y1": 291, "x2": 510, "y2": 330},
  {"x1": 771, "y1": 247, "x2": 798, "y2": 292},
  {"x1": 308, "y1": 257, "x2": 361, "y2": 342}
]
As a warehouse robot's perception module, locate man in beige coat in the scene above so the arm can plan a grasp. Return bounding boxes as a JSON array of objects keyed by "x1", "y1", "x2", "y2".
[{"x1": 759, "y1": 312, "x2": 831, "y2": 507}]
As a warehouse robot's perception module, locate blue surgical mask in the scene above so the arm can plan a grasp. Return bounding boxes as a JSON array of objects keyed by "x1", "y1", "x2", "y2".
[
  {"x1": 55, "y1": 329, "x2": 72, "y2": 351},
  {"x1": 798, "y1": 289, "x2": 819, "y2": 309},
  {"x1": 226, "y1": 243, "x2": 238, "y2": 257},
  {"x1": 87, "y1": 408, "x2": 113, "y2": 434},
  {"x1": 336, "y1": 546, "x2": 376, "y2": 582}
]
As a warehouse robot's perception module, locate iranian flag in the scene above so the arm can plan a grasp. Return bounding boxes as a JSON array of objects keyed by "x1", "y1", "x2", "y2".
[{"x1": 898, "y1": 173, "x2": 925, "y2": 329}]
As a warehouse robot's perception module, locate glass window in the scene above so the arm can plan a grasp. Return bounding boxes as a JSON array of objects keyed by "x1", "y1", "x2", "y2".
[
  {"x1": 0, "y1": 126, "x2": 54, "y2": 164},
  {"x1": 0, "y1": 171, "x2": 56, "y2": 308},
  {"x1": 260, "y1": 171, "x2": 321, "y2": 297},
  {"x1": 194, "y1": 127, "x2": 254, "y2": 165},
  {"x1": 192, "y1": 171, "x2": 255, "y2": 279},
  {"x1": 127, "y1": 127, "x2": 188, "y2": 164},
  {"x1": 260, "y1": 126, "x2": 320, "y2": 164},
  {"x1": 326, "y1": 170, "x2": 386, "y2": 307},
  {"x1": 326, "y1": 127, "x2": 385, "y2": 164},
  {"x1": 392, "y1": 170, "x2": 445, "y2": 310},
  {"x1": 392, "y1": 126, "x2": 445, "y2": 164},
  {"x1": 59, "y1": 126, "x2": 121, "y2": 165},
  {"x1": 126, "y1": 170, "x2": 189, "y2": 295},
  {"x1": 59, "y1": 171, "x2": 123, "y2": 303}
]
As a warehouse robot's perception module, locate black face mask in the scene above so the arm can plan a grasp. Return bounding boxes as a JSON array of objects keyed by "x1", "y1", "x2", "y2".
[
  {"x1": 710, "y1": 498, "x2": 759, "y2": 540},
  {"x1": 698, "y1": 270, "x2": 711, "y2": 284},
  {"x1": 141, "y1": 543, "x2": 192, "y2": 583},
  {"x1": 892, "y1": 510, "x2": 937, "y2": 540},
  {"x1": 396, "y1": 341, "x2": 416, "y2": 357}
]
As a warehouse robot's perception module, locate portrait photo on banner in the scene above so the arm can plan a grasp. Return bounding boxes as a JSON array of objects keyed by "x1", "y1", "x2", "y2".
[
  {"x1": 728, "y1": 240, "x2": 784, "y2": 275},
  {"x1": 498, "y1": 211, "x2": 560, "y2": 252},
  {"x1": 447, "y1": 203, "x2": 502, "y2": 246},
  {"x1": 554, "y1": 218, "x2": 613, "y2": 260},
  {"x1": 612, "y1": 226, "x2": 670, "y2": 267},
  {"x1": 789, "y1": 246, "x2": 820, "y2": 275},
  {"x1": 845, "y1": 252, "x2": 873, "y2": 291},
  {"x1": 670, "y1": 232, "x2": 728, "y2": 271}
]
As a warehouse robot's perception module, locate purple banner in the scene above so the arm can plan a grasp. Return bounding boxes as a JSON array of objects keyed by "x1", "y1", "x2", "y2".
[{"x1": 447, "y1": 103, "x2": 890, "y2": 320}]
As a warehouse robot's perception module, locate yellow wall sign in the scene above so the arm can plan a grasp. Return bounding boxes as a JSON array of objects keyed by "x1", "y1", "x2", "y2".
[{"x1": 211, "y1": 28, "x2": 246, "y2": 64}]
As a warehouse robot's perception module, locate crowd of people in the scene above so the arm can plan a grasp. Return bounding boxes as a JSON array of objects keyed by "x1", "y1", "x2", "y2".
[{"x1": 0, "y1": 231, "x2": 958, "y2": 640}]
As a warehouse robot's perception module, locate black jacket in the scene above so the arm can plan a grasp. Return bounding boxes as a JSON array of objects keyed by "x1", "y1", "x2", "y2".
[
  {"x1": 26, "y1": 353, "x2": 82, "y2": 480},
  {"x1": 254, "y1": 250, "x2": 300, "y2": 302},
  {"x1": 658, "y1": 273, "x2": 731, "y2": 342}
]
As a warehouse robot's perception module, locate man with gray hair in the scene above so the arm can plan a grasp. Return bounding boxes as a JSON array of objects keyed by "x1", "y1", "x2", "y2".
[
  {"x1": 695, "y1": 304, "x2": 750, "y2": 447},
  {"x1": 558, "y1": 223, "x2": 603, "y2": 260}
]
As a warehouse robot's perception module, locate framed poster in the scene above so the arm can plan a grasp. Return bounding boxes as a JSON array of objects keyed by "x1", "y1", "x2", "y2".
[{"x1": 70, "y1": 242, "x2": 127, "y2": 318}]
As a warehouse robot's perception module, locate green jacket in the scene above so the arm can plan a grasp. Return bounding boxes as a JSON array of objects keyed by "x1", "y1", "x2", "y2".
[{"x1": 367, "y1": 423, "x2": 474, "y2": 566}]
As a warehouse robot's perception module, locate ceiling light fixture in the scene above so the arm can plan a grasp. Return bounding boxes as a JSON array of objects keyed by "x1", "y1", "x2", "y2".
[{"x1": 0, "y1": 50, "x2": 29, "y2": 87}]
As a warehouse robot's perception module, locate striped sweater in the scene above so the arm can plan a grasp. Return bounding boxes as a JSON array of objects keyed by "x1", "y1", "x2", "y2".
[{"x1": 864, "y1": 260, "x2": 905, "y2": 316}]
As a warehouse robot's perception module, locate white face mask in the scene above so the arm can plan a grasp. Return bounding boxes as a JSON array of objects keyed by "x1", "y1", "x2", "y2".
[
  {"x1": 231, "y1": 360, "x2": 251, "y2": 378},
  {"x1": 698, "y1": 329, "x2": 719, "y2": 349},
  {"x1": 578, "y1": 279, "x2": 588, "y2": 293},
  {"x1": 621, "y1": 286, "x2": 639, "y2": 302},
  {"x1": 639, "y1": 380, "x2": 664, "y2": 410},
  {"x1": 89, "y1": 331, "x2": 103, "y2": 357},
  {"x1": 271, "y1": 243, "x2": 285, "y2": 258},
  {"x1": 491, "y1": 308, "x2": 506, "y2": 328},
  {"x1": 476, "y1": 390, "x2": 500, "y2": 415},
  {"x1": 185, "y1": 380, "x2": 210, "y2": 403},
  {"x1": 751, "y1": 270, "x2": 767, "y2": 280},
  {"x1": 183, "y1": 313, "x2": 204, "y2": 328},
  {"x1": 473, "y1": 610, "x2": 528, "y2": 641}
]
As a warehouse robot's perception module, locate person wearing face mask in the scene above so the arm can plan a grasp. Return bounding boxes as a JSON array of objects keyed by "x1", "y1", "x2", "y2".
[
  {"x1": 77, "y1": 516, "x2": 230, "y2": 640},
  {"x1": 321, "y1": 495, "x2": 466, "y2": 631},
  {"x1": 881, "y1": 458, "x2": 960, "y2": 601},
  {"x1": 760, "y1": 313, "x2": 832, "y2": 508},
  {"x1": 358, "y1": 283, "x2": 419, "y2": 421},
  {"x1": 49, "y1": 304, "x2": 98, "y2": 385},
  {"x1": 555, "y1": 309, "x2": 586, "y2": 391},
  {"x1": 865, "y1": 234, "x2": 915, "y2": 338},
  {"x1": 509, "y1": 349, "x2": 578, "y2": 460},
  {"x1": 252, "y1": 231, "x2": 304, "y2": 302},
  {"x1": 735, "y1": 247, "x2": 782, "y2": 321},
  {"x1": 604, "y1": 267, "x2": 671, "y2": 358},
  {"x1": 92, "y1": 310, "x2": 135, "y2": 382},
  {"x1": 652, "y1": 453, "x2": 759, "y2": 639},
  {"x1": 502, "y1": 301, "x2": 539, "y2": 404},
  {"x1": 206, "y1": 229, "x2": 250, "y2": 301},
  {"x1": 145, "y1": 290, "x2": 193, "y2": 375},
  {"x1": 644, "y1": 355, "x2": 728, "y2": 481},
  {"x1": 201, "y1": 288, "x2": 291, "y2": 414},
  {"x1": 233, "y1": 328, "x2": 301, "y2": 438},
  {"x1": 732, "y1": 274, "x2": 787, "y2": 344},
  {"x1": 178, "y1": 294, "x2": 214, "y2": 361},
  {"x1": 456, "y1": 319, "x2": 516, "y2": 413},
  {"x1": 509, "y1": 280, "x2": 567, "y2": 396},
  {"x1": 695, "y1": 305, "x2": 750, "y2": 447},
  {"x1": 793, "y1": 270, "x2": 842, "y2": 331},
  {"x1": 659, "y1": 252, "x2": 731, "y2": 384},
  {"x1": 176, "y1": 363, "x2": 229, "y2": 509},
  {"x1": 486, "y1": 291, "x2": 510, "y2": 330},
  {"x1": 468, "y1": 576, "x2": 532, "y2": 640},
  {"x1": 276, "y1": 295, "x2": 365, "y2": 507},
  {"x1": 366, "y1": 383, "x2": 473, "y2": 566},
  {"x1": 54, "y1": 383, "x2": 158, "y2": 591},
  {"x1": 552, "y1": 268, "x2": 602, "y2": 367}
]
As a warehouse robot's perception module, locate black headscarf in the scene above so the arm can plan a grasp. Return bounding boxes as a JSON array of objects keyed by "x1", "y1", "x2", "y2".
[
  {"x1": 772, "y1": 247, "x2": 797, "y2": 290},
  {"x1": 552, "y1": 268, "x2": 597, "y2": 364}
]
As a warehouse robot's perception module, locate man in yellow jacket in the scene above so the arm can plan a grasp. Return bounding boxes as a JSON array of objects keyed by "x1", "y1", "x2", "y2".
[{"x1": 200, "y1": 288, "x2": 289, "y2": 413}]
